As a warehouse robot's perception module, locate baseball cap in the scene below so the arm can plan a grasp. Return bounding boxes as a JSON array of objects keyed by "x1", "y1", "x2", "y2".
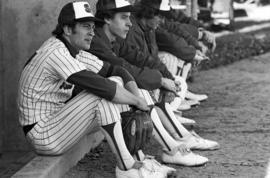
[
  {"x1": 58, "y1": 1, "x2": 103, "y2": 25},
  {"x1": 96, "y1": 0, "x2": 136, "y2": 12},
  {"x1": 141, "y1": 0, "x2": 171, "y2": 11}
]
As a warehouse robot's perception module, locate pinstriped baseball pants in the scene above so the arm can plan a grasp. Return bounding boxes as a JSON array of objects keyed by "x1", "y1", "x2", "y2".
[
  {"x1": 25, "y1": 76, "x2": 153, "y2": 155},
  {"x1": 158, "y1": 51, "x2": 185, "y2": 76},
  {"x1": 26, "y1": 93, "x2": 122, "y2": 155},
  {"x1": 158, "y1": 51, "x2": 193, "y2": 80}
]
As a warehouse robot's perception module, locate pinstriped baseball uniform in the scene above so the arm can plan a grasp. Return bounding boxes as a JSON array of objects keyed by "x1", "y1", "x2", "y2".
[
  {"x1": 158, "y1": 51, "x2": 192, "y2": 80},
  {"x1": 158, "y1": 51, "x2": 185, "y2": 77},
  {"x1": 18, "y1": 36, "x2": 125, "y2": 155}
]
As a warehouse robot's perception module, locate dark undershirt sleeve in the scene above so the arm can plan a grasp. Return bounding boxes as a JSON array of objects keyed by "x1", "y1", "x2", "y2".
[
  {"x1": 67, "y1": 70, "x2": 117, "y2": 101},
  {"x1": 98, "y1": 62, "x2": 135, "y2": 84}
]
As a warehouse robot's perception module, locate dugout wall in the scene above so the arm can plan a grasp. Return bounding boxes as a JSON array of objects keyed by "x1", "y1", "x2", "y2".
[{"x1": 0, "y1": 0, "x2": 89, "y2": 152}]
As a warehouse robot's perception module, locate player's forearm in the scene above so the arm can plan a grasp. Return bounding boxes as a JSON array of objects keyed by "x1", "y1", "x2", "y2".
[
  {"x1": 124, "y1": 81, "x2": 141, "y2": 97},
  {"x1": 109, "y1": 66, "x2": 135, "y2": 84},
  {"x1": 112, "y1": 84, "x2": 141, "y2": 107}
]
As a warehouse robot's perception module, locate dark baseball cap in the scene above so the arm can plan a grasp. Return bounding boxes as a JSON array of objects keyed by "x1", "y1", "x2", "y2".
[
  {"x1": 141, "y1": 0, "x2": 170, "y2": 11},
  {"x1": 58, "y1": 1, "x2": 103, "y2": 25},
  {"x1": 96, "y1": 0, "x2": 136, "y2": 12}
]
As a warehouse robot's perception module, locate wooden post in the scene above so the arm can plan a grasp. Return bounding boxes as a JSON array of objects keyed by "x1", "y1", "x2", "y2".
[
  {"x1": 185, "y1": 0, "x2": 198, "y2": 19},
  {"x1": 192, "y1": 0, "x2": 198, "y2": 20},
  {"x1": 186, "y1": 0, "x2": 192, "y2": 17},
  {"x1": 0, "y1": 0, "x2": 3, "y2": 156}
]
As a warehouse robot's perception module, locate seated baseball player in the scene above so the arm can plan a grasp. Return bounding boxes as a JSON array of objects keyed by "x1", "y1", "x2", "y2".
[
  {"x1": 162, "y1": 6, "x2": 216, "y2": 51},
  {"x1": 17, "y1": 2, "x2": 172, "y2": 178},
  {"x1": 155, "y1": 3, "x2": 216, "y2": 102},
  {"x1": 125, "y1": 0, "x2": 202, "y2": 111},
  {"x1": 122, "y1": 0, "x2": 219, "y2": 148},
  {"x1": 89, "y1": 0, "x2": 219, "y2": 166},
  {"x1": 124, "y1": 1, "x2": 209, "y2": 106}
]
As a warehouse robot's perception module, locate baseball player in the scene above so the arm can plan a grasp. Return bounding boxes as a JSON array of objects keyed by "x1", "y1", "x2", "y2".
[
  {"x1": 17, "y1": 2, "x2": 169, "y2": 178},
  {"x1": 89, "y1": 0, "x2": 220, "y2": 167},
  {"x1": 125, "y1": 0, "x2": 219, "y2": 147}
]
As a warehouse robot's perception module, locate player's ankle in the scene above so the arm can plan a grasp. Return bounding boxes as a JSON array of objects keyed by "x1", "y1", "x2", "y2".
[{"x1": 132, "y1": 161, "x2": 144, "y2": 169}]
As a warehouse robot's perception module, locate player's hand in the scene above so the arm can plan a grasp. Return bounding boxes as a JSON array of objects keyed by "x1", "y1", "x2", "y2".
[
  {"x1": 161, "y1": 78, "x2": 177, "y2": 93},
  {"x1": 194, "y1": 50, "x2": 209, "y2": 61},
  {"x1": 163, "y1": 91, "x2": 176, "y2": 103},
  {"x1": 203, "y1": 31, "x2": 216, "y2": 52},
  {"x1": 174, "y1": 80, "x2": 182, "y2": 92},
  {"x1": 198, "y1": 41, "x2": 208, "y2": 55},
  {"x1": 135, "y1": 97, "x2": 150, "y2": 111},
  {"x1": 194, "y1": 50, "x2": 210, "y2": 66}
]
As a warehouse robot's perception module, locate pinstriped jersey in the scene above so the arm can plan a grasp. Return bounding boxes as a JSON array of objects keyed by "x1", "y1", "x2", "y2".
[{"x1": 17, "y1": 36, "x2": 104, "y2": 126}]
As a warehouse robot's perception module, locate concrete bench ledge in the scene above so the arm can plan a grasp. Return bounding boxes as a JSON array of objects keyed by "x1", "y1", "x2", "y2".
[{"x1": 11, "y1": 130, "x2": 104, "y2": 178}]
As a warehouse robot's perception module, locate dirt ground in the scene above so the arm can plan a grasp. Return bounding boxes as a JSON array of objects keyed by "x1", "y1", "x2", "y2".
[{"x1": 64, "y1": 53, "x2": 270, "y2": 178}]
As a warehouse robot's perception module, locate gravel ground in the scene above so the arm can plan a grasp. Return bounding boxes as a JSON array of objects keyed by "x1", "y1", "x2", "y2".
[{"x1": 64, "y1": 52, "x2": 270, "y2": 178}]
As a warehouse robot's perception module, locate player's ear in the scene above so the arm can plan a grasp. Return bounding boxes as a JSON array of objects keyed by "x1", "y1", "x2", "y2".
[
  {"x1": 63, "y1": 25, "x2": 72, "y2": 36},
  {"x1": 104, "y1": 17, "x2": 111, "y2": 25}
]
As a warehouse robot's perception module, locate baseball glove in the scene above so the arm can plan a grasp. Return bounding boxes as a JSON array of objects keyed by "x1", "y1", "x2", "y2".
[{"x1": 120, "y1": 107, "x2": 154, "y2": 154}]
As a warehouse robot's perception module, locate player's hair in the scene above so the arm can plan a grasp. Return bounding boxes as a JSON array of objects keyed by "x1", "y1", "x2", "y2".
[
  {"x1": 135, "y1": 5, "x2": 159, "y2": 19},
  {"x1": 52, "y1": 22, "x2": 77, "y2": 36},
  {"x1": 95, "y1": 10, "x2": 117, "y2": 27}
]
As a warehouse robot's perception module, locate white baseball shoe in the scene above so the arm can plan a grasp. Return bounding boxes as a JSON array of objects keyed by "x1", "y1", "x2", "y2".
[
  {"x1": 143, "y1": 157, "x2": 176, "y2": 176},
  {"x1": 162, "y1": 150, "x2": 208, "y2": 167},
  {"x1": 173, "y1": 110, "x2": 182, "y2": 116},
  {"x1": 177, "y1": 103, "x2": 191, "y2": 111},
  {"x1": 174, "y1": 109, "x2": 195, "y2": 125},
  {"x1": 116, "y1": 163, "x2": 166, "y2": 178},
  {"x1": 181, "y1": 131, "x2": 220, "y2": 150},
  {"x1": 182, "y1": 99, "x2": 200, "y2": 106},
  {"x1": 186, "y1": 91, "x2": 208, "y2": 102},
  {"x1": 175, "y1": 114, "x2": 196, "y2": 125}
]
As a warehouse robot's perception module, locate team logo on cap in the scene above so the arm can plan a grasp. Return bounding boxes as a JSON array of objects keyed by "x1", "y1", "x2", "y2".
[
  {"x1": 115, "y1": 0, "x2": 130, "y2": 8},
  {"x1": 84, "y1": 4, "x2": 92, "y2": 13}
]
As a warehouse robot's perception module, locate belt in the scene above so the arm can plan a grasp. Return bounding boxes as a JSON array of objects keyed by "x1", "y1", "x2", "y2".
[{"x1": 23, "y1": 123, "x2": 37, "y2": 135}]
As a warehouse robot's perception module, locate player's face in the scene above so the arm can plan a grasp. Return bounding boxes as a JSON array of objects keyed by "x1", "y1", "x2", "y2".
[
  {"x1": 69, "y1": 21, "x2": 95, "y2": 50},
  {"x1": 108, "y1": 12, "x2": 132, "y2": 39},
  {"x1": 145, "y1": 15, "x2": 162, "y2": 30}
]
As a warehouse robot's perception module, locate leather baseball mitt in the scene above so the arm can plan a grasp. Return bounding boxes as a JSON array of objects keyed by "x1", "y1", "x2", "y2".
[{"x1": 120, "y1": 108, "x2": 154, "y2": 154}]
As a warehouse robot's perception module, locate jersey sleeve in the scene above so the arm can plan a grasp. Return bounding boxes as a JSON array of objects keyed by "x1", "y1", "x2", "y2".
[
  {"x1": 46, "y1": 47, "x2": 87, "y2": 80},
  {"x1": 76, "y1": 50, "x2": 105, "y2": 73}
]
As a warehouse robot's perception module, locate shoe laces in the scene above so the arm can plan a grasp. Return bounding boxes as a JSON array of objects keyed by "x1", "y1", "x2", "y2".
[
  {"x1": 142, "y1": 157, "x2": 159, "y2": 173},
  {"x1": 164, "y1": 144, "x2": 191, "y2": 156},
  {"x1": 190, "y1": 130, "x2": 202, "y2": 139},
  {"x1": 190, "y1": 130, "x2": 209, "y2": 144}
]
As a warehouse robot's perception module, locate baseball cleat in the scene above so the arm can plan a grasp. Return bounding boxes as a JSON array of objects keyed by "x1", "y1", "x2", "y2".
[
  {"x1": 116, "y1": 164, "x2": 166, "y2": 178},
  {"x1": 143, "y1": 157, "x2": 176, "y2": 176},
  {"x1": 180, "y1": 131, "x2": 220, "y2": 151},
  {"x1": 177, "y1": 103, "x2": 191, "y2": 111},
  {"x1": 186, "y1": 91, "x2": 208, "y2": 102},
  {"x1": 176, "y1": 115, "x2": 196, "y2": 125},
  {"x1": 182, "y1": 99, "x2": 200, "y2": 106},
  {"x1": 162, "y1": 150, "x2": 209, "y2": 167}
]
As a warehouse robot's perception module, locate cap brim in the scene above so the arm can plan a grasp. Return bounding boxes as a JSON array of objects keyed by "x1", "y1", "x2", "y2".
[
  {"x1": 159, "y1": 9, "x2": 171, "y2": 16},
  {"x1": 108, "y1": 5, "x2": 138, "y2": 12},
  {"x1": 76, "y1": 16, "x2": 104, "y2": 23}
]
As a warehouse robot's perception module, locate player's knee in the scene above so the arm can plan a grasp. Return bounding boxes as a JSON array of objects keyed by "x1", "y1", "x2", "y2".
[
  {"x1": 108, "y1": 76, "x2": 124, "y2": 87},
  {"x1": 138, "y1": 89, "x2": 154, "y2": 105}
]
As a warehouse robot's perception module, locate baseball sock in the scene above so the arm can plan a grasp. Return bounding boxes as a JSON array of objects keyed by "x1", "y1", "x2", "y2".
[
  {"x1": 150, "y1": 107, "x2": 179, "y2": 152},
  {"x1": 134, "y1": 150, "x2": 145, "y2": 161},
  {"x1": 101, "y1": 121, "x2": 135, "y2": 171},
  {"x1": 181, "y1": 63, "x2": 191, "y2": 80},
  {"x1": 155, "y1": 102, "x2": 191, "y2": 139}
]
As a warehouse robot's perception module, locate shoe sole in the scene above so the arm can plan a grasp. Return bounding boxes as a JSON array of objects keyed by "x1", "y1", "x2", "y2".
[
  {"x1": 162, "y1": 160, "x2": 208, "y2": 167},
  {"x1": 181, "y1": 122, "x2": 196, "y2": 126},
  {"x1": 190, "y1": 145, "x2": 220, "y2": 151},
  {"x1": 177, "y1": 107, "x2": 191, "y2": 111}
]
